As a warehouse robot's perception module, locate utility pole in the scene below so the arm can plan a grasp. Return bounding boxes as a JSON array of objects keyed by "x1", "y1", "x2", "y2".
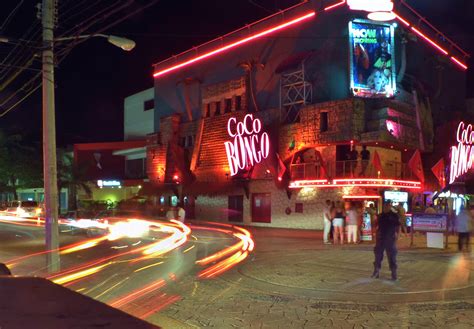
[{"x1": 42, "y1": 0, "x2": 60, "y2": 272}]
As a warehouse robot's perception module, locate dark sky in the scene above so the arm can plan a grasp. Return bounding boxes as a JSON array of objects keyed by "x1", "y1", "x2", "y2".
[{"x1": 0, "y1": 0, "x2": 473, "y2": 146}]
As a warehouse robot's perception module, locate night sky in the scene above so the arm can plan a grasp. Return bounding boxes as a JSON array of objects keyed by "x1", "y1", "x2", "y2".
[{"x1": 0, "y1": 0, "x2": 472, "y2": 146}]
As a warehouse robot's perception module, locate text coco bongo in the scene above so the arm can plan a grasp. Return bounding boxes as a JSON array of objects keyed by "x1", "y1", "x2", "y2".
[{"x1": 224, "y1": 114, "x2": 270, "y2": 176}]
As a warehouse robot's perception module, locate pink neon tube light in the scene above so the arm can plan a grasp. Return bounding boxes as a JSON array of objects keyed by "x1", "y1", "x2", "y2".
[{"x1": 153, "y1": 11, "x2": 316, "y2": 78}]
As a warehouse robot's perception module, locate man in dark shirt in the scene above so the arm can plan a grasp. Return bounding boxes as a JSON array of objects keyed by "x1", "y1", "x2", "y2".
[
  {"x1": 372, "y1": 201, "x2": 400, "y2": 280},
  {"x1": 359, "y1": 145, "x2": 370, "y2": 176}
]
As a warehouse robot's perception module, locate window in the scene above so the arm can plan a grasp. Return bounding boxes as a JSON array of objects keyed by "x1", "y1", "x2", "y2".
[
  {"x1": 320, "y1": 112, "x2": 328, "y2": 132},
  {"x1": 126, "y1": 158, "x2": 146, "y2": 179},
  {"x1": 144, "y1": 99, "x2": 154, "y2": 111},
  {"x1": 224, "y1": 98, "x2": 232, "y2": 113},
  {"x1": 235, "y1": 95, "x2": 242, "y2": 111},
  {"x1": 215, "y1": 101, "x2": 221, "y2": 115},
  {"x1": 205, "y1": 104, "x2": 210, "y2": 117},
  {"x1": 295, "y1": 203, "x2": 303, "y2": 213},
  {"x1": 186, "y1": 135, "x2": 194, "y2": 147}
]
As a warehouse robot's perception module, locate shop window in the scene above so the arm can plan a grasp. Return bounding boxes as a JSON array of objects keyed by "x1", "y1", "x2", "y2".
[
  {"x1": 320, "y1": 112, "x2": 328, "y2": 132},
  {"x1": 295, "y1": 203, "x2": 303, "y2": 213},
  {"x1": 235, "y1": 95, "x2": 242, "y2": 111},
  {"x1": 224, "y1": 98, "x2": 232, "y2": 113},
  {"x1": 144, "y1": 99, "x2": 154, "y2": 111}
]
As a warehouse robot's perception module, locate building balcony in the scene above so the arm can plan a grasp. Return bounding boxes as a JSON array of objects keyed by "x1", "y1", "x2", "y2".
[{"x1": 289, "y1": 160, "x2": 421, "y2": 190}]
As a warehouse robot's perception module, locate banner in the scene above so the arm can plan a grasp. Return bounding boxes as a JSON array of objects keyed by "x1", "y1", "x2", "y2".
[
  {"x1": 408, "y1": 150, "x2": 425, "y2": 182},
  {"x1": 412, "y1": 214, "x2": 447, "y2": 232},
  {"x1": 431, "y1": 158, "x2": 446, "y2": 188},
  {"x1": 349, "y1": 20, "x2": 396, "y2": 97}
]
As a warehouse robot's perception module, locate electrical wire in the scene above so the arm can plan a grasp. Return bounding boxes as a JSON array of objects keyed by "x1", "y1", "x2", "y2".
[{"x1": 0, "y1": 0, "x2": 25, "y2": 31}]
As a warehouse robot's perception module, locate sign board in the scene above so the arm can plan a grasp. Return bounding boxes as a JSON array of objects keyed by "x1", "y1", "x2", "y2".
[
  {"x1": 383, "y1": 191, "x2": 408, "y2": 203},
  {"x1": 349, "y1": 19, "x2": 396, "y2": 97},
  {"x1": 361, "y1": 211, "x2": 373, "y2": 241},
  {"x1": 412, "y1": 214, "x2": 447, "y2": 232},
  {"x1": 427, "y1": 232, "x2": 444, "y2": 249},
  {"x1": 450, "y1": 121, "x2": 474, "y2": 183},
  {"x1": 224, "y1": 114, "x2": 270, "y2": 176},
  {"x1": 97, "y1": 180, "x2": 121, "y2": 188}
]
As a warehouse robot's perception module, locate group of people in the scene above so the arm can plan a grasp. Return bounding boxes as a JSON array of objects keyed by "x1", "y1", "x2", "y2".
[
  {"x1": 323, "y1": 200, "x2": 368, "y2": 245},
  {"x1": 322, "y1": 199, "x2": 406, "y2": 280},
  {"x1": 346, "y1": 145, "x2": 371, "y2": 177}
]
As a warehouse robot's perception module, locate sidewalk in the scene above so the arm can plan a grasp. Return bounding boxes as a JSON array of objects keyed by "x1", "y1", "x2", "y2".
[{"x1": 150, "y1": 227, "x2": 474, "y2": 328}]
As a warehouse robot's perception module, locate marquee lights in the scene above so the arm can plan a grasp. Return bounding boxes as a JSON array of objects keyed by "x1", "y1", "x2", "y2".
[
  {"x1": 153, "y1": 11, "x2": 316, "y2": 78},
  {"x1": 342, "y1": 195, "x2": 381, "y2": 199},
  {"x1": 449, "y1": 121, "x2": 474, "y2": 184},
  {"x1": 289, "y1": 178, "x2": 421, "y2": 189},
  {"x1": 224, "y1": 114, "x2": 270, "y2": 176}
]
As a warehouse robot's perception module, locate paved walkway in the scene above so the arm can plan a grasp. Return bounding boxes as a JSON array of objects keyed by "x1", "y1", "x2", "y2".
[{"x1": 148, "y1": 227, "x2": 474, "y2": 328}]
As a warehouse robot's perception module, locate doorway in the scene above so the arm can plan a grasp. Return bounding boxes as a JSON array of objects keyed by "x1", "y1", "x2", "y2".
[
  {"x1": 228, "y1": 195, "x2": 243, "y2": 222},
  {"x1": 251, "y1": 193, "x2": 271, "y2": 223}
]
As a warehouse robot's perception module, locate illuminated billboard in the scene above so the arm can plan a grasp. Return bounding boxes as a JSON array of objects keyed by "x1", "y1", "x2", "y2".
[{"x1": 349, "y1": 19, "x2": 396, "y2": 97}]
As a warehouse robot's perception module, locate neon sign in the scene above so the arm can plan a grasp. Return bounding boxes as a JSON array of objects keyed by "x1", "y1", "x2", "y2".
[
  {"x1": 224, "y1": 114, "x2": 270, "y2": 176},
  {"x1": 449, "y1": 121, "x2": 474, "y2": 184},
  {"x1": 97, "y1": 180, "x2": 121, "y2": 188},
  {"x1": 347, "y1": 0, "x2": 393, "y2": 12}
]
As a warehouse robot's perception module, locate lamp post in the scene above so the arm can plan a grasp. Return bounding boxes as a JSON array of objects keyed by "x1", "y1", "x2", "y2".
[{"x1": 42, "y1": 0, "x2": 134, "y2": 272}]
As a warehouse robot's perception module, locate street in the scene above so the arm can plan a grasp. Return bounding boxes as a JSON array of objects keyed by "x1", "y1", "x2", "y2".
[{"x1": 1, "y1": 219, "x2": 474, "y2": 328}]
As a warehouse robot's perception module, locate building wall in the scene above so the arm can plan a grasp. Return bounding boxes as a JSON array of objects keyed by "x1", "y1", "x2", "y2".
[
  {"x1": 194, "y1": 180, "x2": 368, "y2": 230},
  {"x1": 124, "y1": 88, "x2": 154, "y2": 140}
]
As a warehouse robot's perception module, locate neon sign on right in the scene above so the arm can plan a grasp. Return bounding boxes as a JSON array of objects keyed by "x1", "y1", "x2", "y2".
[{"x1": 449, "y1": 121, "x2": 474, "y2": 184}]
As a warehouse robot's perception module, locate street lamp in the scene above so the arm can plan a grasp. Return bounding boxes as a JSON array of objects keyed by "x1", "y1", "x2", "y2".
[
  {"x1": 55, "y1": 34, "x2": 136, "y2": 51},
  {"x1": 42, "y1": 0, "x2": 135, "y2": 272}
]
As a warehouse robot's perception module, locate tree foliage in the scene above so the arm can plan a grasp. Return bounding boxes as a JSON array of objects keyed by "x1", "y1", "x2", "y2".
[{"x1": 0, "y1": 130, "x2": 43, "y2": 199}]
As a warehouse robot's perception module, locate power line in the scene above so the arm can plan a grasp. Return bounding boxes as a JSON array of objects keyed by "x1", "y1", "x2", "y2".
[{"x1": 0, "y1": 0, "x2": 25, "y2": 31}]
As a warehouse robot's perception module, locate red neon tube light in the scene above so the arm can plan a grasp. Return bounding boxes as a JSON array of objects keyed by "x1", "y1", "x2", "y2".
[
  {"x1": 324, "y1": 0, "x2": 346, "y2": 11},
  {"x1": 153, "y1": 11, "x2": 316, "y2": 78},
  {"x1": 332, "y1": 178, "x2": 421, "y2": 185},
  {"x1": 342, "y1": 195, "x2": 381, "y2": 199},
  {"x1": 450, "y1": 56, "x2": 468, "y2": 70},
  {"x1": 410, "y1": 27, "x2": 448, "y2": 55}
]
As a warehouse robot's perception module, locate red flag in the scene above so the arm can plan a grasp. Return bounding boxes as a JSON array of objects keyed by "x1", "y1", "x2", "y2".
[
  {"x1": 276, "y1": 153, "x2": 286, "y2": 181},
  {"x1": 372, "y1": 150, "x2": 383, "y2": 175},
  {"x1": 431, "y1": 158, "x2": 446, "y2": 188},
  {"x1": 408, "y1": 150, "x2": 425, "y2": 182}
]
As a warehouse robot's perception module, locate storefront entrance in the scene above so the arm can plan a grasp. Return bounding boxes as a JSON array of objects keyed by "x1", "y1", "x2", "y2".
[
  {"x1": 228, "y1": 195, "x2": 243, "y2": 222},
  {"x1": 251, "y1": 193, "x2": 271, "y2": 223}
]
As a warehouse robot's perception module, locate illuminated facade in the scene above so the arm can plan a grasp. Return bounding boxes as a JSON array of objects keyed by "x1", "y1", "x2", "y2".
[{"x1": 146, "y1": 0, "x2": 468, "y2": 229}]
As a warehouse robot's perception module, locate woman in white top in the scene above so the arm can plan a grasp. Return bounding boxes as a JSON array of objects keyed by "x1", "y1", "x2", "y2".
[{"x1": 346, "y1": 202, "x2": 359, "y2": 244}]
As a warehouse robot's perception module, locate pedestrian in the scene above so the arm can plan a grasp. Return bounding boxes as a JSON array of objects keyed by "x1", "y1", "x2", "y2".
[
  {"x1": 456, "y1": 204, "x2": 472, "y2": 252},
  {"x1": 331, "y1": 200, "x2": 346, "y2": 244},
  {"x1": 359, "y1": 145, "x2": 370, "y2": 176},
  {"x1": 177, "y1": 204, "x2": 186, "y2": 223},
  {"x1": 397, "y1": 203, "x2": 407, "y2": 237},
  {"x1": 425, "y1": 203, "x2": 436, "y2": 214},
  {"x1": 346, "y1": 202, "x2": 359, "y2": 244},
  {"x1": 323, "y1": 200, "x2": 333, "y2": 244},
  {"x1": 346, "y1": 147, "x2": 358, "y2": 177},
  {"x1": 372, "y1": 201, "x2": 400, "y2": 280},
  {"x1": 166, "y1": 205, "x2": 176, "y2": 220}
]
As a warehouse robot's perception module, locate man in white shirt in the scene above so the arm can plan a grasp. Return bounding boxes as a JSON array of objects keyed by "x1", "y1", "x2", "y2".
[
  {"x1": 323, "y1": 200, "x2": 332, "y2": 244},
  {"x1": 177, "y1": 206, "x2": 186, "y2": 223}
]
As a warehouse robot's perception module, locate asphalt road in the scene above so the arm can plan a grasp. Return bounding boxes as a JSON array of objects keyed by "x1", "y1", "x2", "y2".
[{"x1": 0, "y1": 219, "x2": 248, "y2": 322}]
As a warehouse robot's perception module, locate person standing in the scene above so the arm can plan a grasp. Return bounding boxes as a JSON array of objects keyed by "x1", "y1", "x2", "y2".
[
  {"x1": 372, "y1": 201, "x2": 400, "y2": 280},
  {"x1": 177, "y1": 204, "x2": 186, "y2": 223},
  {"x1": 347, "y1": 147, "x2": 359, "y2": 177},
  {"x1": 346, "y1": 202, "x2": 359, "y2": 244},
  {"x1": 359, "y1": 145, "x2": 370, "y2": 176},
  {"x1": 332, "y1": 200, "x2": 346, "y2": 244},
  {"x1": 425, "y1": 203, "x2": 436, "y2": 214},
  {"x1": 323, "y1": 200, "x2": 333, "y2": 244},
  {"x1": 397, "y1": 203, "x2": 407, "y2": 237},
  {"x1": 456, "y1": 204, "x2": 472, "y2": 252}
]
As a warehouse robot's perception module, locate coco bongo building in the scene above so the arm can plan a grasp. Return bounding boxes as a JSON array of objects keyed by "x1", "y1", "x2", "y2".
[{"x1": 143, "y1": 0, "x2": 468, "y2": 229}]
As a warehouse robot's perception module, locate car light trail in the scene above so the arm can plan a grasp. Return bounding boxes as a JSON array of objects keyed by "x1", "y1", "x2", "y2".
[
  {"x1": 52, "y1": 263, "x2": 109, "y2": 285},
  {"x1": 110, "y1": 279, "x2": 166, "y2": 308}
]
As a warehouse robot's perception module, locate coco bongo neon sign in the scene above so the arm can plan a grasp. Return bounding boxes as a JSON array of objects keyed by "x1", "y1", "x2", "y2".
[
  {"x1": 450, "y1": 121, "x2": 474, "y2": 184},
  {"x1": 224, "y1": 114, "x2": 270, "y2": 176}
]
